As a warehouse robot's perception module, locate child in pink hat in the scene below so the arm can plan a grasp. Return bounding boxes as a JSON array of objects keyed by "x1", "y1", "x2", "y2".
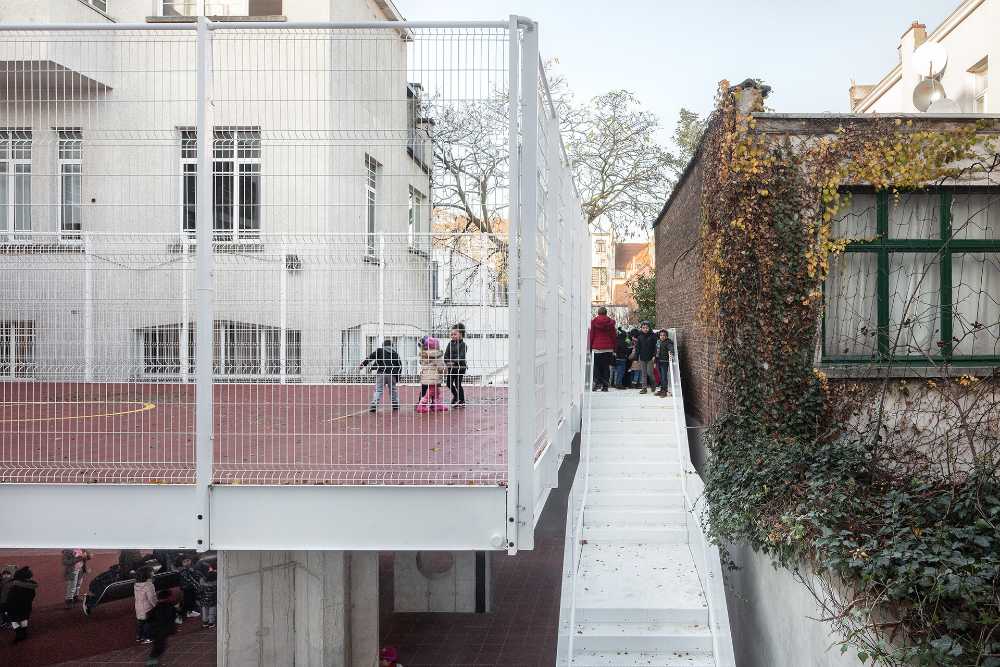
[{"x1": 416, "y1": 337, "x2": 448, "y2": 413}]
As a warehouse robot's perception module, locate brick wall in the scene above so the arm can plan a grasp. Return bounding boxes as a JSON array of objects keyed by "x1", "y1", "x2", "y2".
[{"x1": 654, "y1": 159, "x2": 721, "y2": 425}]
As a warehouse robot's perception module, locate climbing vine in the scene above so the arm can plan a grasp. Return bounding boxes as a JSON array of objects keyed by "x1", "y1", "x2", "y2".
[{"x1": 698, "y1": 81, "x2": 1000, "y2": 666}]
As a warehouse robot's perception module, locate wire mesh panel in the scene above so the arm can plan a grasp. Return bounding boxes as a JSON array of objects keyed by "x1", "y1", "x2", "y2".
[
  {"x1": 0, "y1": 22, "x2": 558, "y2": 487},
  {"x1": 0, "y1": 28, "x2": 199, "y2": 483}
]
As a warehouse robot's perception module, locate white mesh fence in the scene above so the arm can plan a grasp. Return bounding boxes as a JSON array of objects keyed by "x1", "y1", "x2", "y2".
[{"x1": 0, "y1": 21, "x2": 587, "y2": 488}]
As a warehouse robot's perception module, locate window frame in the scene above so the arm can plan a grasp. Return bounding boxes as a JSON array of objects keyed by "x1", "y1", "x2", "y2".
[
  {"x1": 822, "y1": 188, "x2": 1000, "y2": 366},
  {"x1": 407, "y1": 185, "x2": 426, "y2": 248},
  {"x1": 0, "y1": 129, "x2": 32, "y2": 242},
  {"x1": 180, "y1": 127, "x2": 261, "y2": 243},
  {"x1": 0, "y1": 320, "x2": 35, "y2": 379},
  {"x1": 58, "y1": 128, "x2": 83, "y2": 242},
  {"x1": 365, "y1": 154, "x2": 381, "y2": 258},
  {"x1": 139, "y1": 321, "x2": 300, "y2": 381}
]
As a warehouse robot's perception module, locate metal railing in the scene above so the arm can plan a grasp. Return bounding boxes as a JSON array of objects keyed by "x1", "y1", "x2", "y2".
[
  {"x1": 667, "y1": 329, "x2": 736, "y2": 666},
  {"x1": 0, "y1": 17, "x2": 589, "y2": 550}
]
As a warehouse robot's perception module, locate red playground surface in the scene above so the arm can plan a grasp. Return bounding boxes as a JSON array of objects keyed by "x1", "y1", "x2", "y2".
[{"x1": 0, "y1": 381, "x2": 507, "y2": 486}]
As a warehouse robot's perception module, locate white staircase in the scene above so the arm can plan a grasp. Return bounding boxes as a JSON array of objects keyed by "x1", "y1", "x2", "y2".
[{"x1": 557, "y1": 342, "x2": 735, "y2": 667}]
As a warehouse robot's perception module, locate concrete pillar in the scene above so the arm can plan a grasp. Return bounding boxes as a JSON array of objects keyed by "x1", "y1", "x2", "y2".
[
  {"x1": 393, "y1": 551, "x2": 493, "y2": 613},
  {"x1": 218, "y1": 550, "x2": 378, "y2": 667}
]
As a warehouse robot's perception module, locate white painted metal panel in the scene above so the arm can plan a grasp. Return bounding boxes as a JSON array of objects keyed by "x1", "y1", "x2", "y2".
[{"x1": 211, "y1": 485, "x2": 509, "y2": 551}]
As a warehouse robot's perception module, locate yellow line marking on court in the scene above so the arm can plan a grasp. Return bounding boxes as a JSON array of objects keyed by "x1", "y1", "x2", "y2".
[
  {"x1": 328, "y1": 408, "x2": 376, "y2": 423},
  {"x1": 0, "y1": 401, "x2": 157, "y2": 423}
]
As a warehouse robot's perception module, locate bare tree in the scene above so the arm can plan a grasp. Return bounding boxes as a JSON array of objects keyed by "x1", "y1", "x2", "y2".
[{"x1": 563, "y1": 90, "x2": 676, "y2": 236}]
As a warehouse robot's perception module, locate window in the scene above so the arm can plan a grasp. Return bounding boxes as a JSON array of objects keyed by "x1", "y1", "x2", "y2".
[
  {"x1": 139, "y1": 321, "x2": 300, "y2": 379},
  {"x1": 163, "y1": 1, "x2": 282, "y2": 16},
  {"x1": 591, "y1": 267, "x2": 607, "y2": 289},
  {"x1": 0, "y1": 129, "x2": 31, "y2": 242},
  {"x1": 365, "y1": 155, "x2": 380, "y2": 256},
  {"x1": 824, "y1": 190, "x2": 1000, "y2": 364},
  {"x1": 181, "y1": 127, "x2": 260, "y2": 242},
  {"x1": 58, "y1": 129, "x2": 82, "y2": 241},
  {"x1": 970, "y1": 58, "x2": 988, "y2": 113},
  {"x1": 431, "y1": 260, "x2": 441, "y2": 301},
  {"x1": 408, "y1": 186, "x2": 426, "y2": 247},
  {"x1": 0, "y1": 321, "x2": 34, "y2": 378},
  {"x1": 595, "y1": 239, "x2": 606, "y2": 254}
]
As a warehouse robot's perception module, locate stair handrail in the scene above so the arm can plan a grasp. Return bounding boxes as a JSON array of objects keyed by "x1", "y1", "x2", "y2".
[
  {"x1": 556, "y1": 349, "x2": 596, "y2": 665},
  {"x1": 666, "y1": 329, "x2": 736, "y2": 667}
]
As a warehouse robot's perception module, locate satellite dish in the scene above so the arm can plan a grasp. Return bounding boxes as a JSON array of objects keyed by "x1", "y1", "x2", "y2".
[
  {"x1": 927, "y1": 97, "x2": 962, "y2": 113},
  {"x1": 913, "y1": 42, "x2": 948, "y2": 78},
  {"x1": 913, "y1": 78, "x2": 947, "y2": 112}
]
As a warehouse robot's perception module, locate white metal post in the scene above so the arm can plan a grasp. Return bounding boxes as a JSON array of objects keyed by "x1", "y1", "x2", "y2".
[
  {"x1": 505, "y1": 14, "x2": 522, "y2": 554},
  {"x1": 193, "y1": 15, "x2": 215, "y2": 550},
  {"x1": 180, "y1": 255, "x2": 190, "y2": 384},
  {"x1": 545, "y1": 114, "x2": 560, "y2": 477},
  {"x1": 516, "y1": 17, "x2": 540, "y2": 551},
  {"x1": 279, "y1": 242, "x2": 287, "y2": 384},
  {"x1": 83, "y1": 234, "x2": 94, "y2": 381},
  {"x1": 378, "y1": 234, "x2": 385, "y2": 344}
]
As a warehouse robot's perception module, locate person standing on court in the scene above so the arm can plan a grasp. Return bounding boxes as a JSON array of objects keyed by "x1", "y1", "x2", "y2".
[
  {"x1": 444, "y1": 324, "x2": 468, "y2": 408},
  {"x1": 588, "y1": 307, "x2": 617, "y2": 392},
  {"x1": 360, "y1": 339, "x2": 403, "y2": 413}
]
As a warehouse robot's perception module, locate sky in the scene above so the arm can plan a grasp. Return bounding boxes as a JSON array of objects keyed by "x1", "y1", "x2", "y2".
[{"x1": 398, "y1": 0, "x2": 957, "y2": 143}]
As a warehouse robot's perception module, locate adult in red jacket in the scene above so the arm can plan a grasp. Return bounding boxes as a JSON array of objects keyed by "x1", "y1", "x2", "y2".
[{"x1": 588, "y1": 307, "x2": 617, "y2": 391}]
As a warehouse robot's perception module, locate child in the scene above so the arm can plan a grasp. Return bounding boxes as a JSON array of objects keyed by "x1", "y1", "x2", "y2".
[
  {"x1": 176, "y1": 555, "x2": 201, "y2": 618},
  {"x1": 145, "y1": 589, "x2": 178, "y2": 666},
  {"x1": 198, "y1": 570, "x2": 217, "y2": 629},
  {"x1": 379, "y1": 645, "x2": 404, "y2": 667},
  {"x1": 5, "y1": 567, "x2": 36, "y2": 643},
  {"x1": 360, "y1": 339, "x2": 402, "y2": 413},
  {"x1": 444, "y1": 324, "x2": 467, "y2": 407},
  {"x1": 416, "y1": 337, "x2": 448, "y2": 413},
  {"x1": 133, "y1": 568, "x2": 156, "y2": 644},
  {"x1": 654, "y1": 329, "x2": 674, "y2": 397},
  {"x1": 62, "y1": 548, "x2": 91, "y2": 608}
]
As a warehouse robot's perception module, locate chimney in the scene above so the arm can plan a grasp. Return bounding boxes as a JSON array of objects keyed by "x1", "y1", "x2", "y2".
[
  {"x1": 730, "y1": 78, "x2": 772, "y2": 114},
  {"x1": 849, "y1": 80, "x2": 875, "y2": 111},
  {"x1": 899, "y1": 21, "x2": 928, "y2": 112}
]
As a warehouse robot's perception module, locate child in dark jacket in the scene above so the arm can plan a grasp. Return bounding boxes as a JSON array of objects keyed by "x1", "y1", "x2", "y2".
[
  {"x1": 654, "y1": 330, "x2": 674, "y2": 397},
  {"x1": 146, "y1": 589, "x2": 178, "y2": 665},
  {"x1": 444, "y1": 324, "x2": 468, "y2": 407},
  {"x1": 5, "y1": 567, "x2": 37, "y2": 643},
  {"x1": 198, "y1": 571, "x2": 217, "y2": 629},
  {"x1": 176, "y1": 556, "x2": 201, "y2": 618}
]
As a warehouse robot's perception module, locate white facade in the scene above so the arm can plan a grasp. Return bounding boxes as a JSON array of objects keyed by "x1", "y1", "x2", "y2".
[
  {"x1": 851, "y1": 0, "x2": 997, "y2": 113},
  {"x1": 0, "y1": 0, "x2": 434, "y2": 384},
  {"x1": 591, "y1": 228, "x2": 615, "y2": 305}
]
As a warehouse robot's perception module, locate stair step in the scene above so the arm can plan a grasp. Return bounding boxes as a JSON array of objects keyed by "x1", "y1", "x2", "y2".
[
  {"x1": 575, "y1": 607, "x2": 709, "y2": 625},
  {"x1": 587, "y1": 462, "x2": 681, "y2": 476},
  {"x1": 584, "y1": 507, "x2": 687, "y2": 526},
  {"x1": 586, "y1": 491, "x2": 685, "y2": 508},
  {"x1": 571, "y1": 649, "x2": 715, "y2": 666},
  {"x1": 589, "y1": 434, "x2": 673, "y2": 446},
  {"x1": 574, "y1": 621, "x2": 712, "y2": 652},
  {"x1": 589, "y1": 475, "x2": 682, "y2": 492},
  {"x1": 584, "y1": 426, "x2": 675, "y2": 436},
  {"x1": 581, "y1": 525, "x2": 687, "y2": 544},
  {"x1": 589, "y1": 447, "x2": 677, "y2": 463}
]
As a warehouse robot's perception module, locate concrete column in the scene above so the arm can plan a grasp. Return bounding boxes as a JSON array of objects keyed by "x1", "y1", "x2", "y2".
[
  {"x1": 219, "y1": 550, "x2": 378, "y2": 667},
  {"x1": 393, "y1": 551, "x2": 493, "y2": 613}
]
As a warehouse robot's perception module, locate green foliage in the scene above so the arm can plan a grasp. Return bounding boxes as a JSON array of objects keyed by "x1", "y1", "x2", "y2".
[
  {"x1": 698, "y1": 80, "x2": 1000, "y2": 666},
  {"x1": 627, "y1": 271, "x2": 656, "y2": 324},
  {"x1": 704, "y1": 419, "x2": 1000, "y2": 666}
]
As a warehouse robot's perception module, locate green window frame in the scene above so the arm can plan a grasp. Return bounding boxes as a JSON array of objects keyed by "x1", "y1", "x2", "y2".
[{"x1": 823, "y1": 188, "x2": 1000, "y2": 366}]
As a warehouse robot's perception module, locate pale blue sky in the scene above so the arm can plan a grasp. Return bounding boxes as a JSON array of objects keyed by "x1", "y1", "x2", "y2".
[{"x1": 399, "y1": 0, "x2": 956, "y2": 137}]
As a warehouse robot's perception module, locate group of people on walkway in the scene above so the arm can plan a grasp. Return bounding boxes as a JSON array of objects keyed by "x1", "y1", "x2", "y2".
[
  {"x1": 589, "y1": 307, "x2": 674, "y2": 395},
  {"x1": 360, "y1": 324, "x2": 469, "y2": 413}
]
